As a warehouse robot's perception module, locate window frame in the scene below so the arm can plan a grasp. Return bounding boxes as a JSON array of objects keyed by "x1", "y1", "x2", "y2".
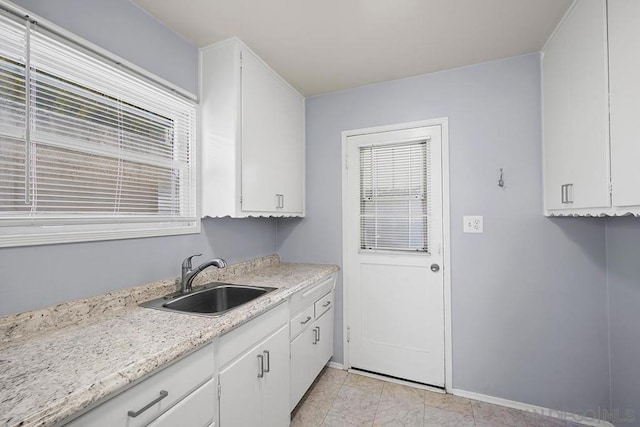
[{"x1": 0, "y1": 6, "x2": 200, "y2": 248}]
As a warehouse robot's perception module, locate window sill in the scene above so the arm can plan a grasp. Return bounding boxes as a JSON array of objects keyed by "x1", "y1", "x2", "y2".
[{"x1": 0, "y1": 221, "x2": 201, "y2": 248}]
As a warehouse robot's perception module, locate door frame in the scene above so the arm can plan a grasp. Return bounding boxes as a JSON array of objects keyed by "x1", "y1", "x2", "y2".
[{"x1": 341, "y1": 118, "x2": 452, "y2": 392}]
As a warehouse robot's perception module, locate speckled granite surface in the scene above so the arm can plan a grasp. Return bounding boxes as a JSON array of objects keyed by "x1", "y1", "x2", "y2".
[
  {"x1": 0, "y1": 254, "x2": 279, "y2": 343},
  {"x1": 0, "y1": 256, "x2": 338, "y2": 427}
]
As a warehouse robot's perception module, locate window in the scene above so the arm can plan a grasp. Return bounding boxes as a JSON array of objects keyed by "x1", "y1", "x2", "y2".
[
  {"x1": 0, "y1": 12, "x2": 197, "y2": 247},
  {"x1": 359, "y1": 140, "x2": 430, "y2": 252}
]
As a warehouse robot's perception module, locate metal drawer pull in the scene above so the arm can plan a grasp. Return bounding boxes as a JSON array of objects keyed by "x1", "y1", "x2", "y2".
[
  {"x1": 257, "y1": 354, "x2": 264, "y2": 378},
  {"x1": 312, "y1": 327, "x2": 319, "y2": 345},
  {"x1": 300, "y1": 316, "x2": 312, "y2": 325},
  {"x1": 322, "y1": 301, "x2": 331, "y2": 308},
  {"x1": 127, "y1": 390, "x2": 168, "y2": 418},
  {"x1": 263, "y1": 350, "x2": 270, "y2": 373}
]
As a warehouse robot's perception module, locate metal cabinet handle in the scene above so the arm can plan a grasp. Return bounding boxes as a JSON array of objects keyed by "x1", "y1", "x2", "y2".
[
  {"x1": 300, "y1": 316, "x2": 312, "y2": 325},
  {"x1": 263, "y1": 350, "x2": 270, "y2": 373},
  {"x1": 561, "y1": 184, "x2": 574, "y2": 204},
  {"x1": 257, "y1": 354, "x2": 264, "y2": 378},
  {"x1": 127, "y1": 390, "x2": 168, "y2": 418},
  {"x1": 322, "y1": 301, "x2": 331, "y2": 308},
  {"x1": 275, "y1": 194, "x2": 284, "y2": 209},
  {"x1": 312, "y1": 326, "x2": 319, "y2": 345}
]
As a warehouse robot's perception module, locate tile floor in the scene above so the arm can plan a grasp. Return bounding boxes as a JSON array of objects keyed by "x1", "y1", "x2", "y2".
[{"x1": 291, "y1": 368, "x2": 590, "y2": 427}]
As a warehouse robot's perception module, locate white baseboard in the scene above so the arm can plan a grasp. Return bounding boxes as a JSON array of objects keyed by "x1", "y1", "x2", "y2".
[
  {"x1": 326, "y1": 361, "x2": 345, "y2": 370},
  {"x1": 450, "y1": 388, "x2": 614, "y2": 427}
]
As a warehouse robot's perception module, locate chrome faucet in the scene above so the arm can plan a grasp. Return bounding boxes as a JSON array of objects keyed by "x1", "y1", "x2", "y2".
[{"x1": 178, "y1": 254, "x2": 228, "y2": 294}]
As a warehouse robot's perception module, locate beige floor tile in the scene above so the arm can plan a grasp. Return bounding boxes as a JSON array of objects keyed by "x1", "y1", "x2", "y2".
[
  {"x1": 424, "y1": 405, "x2": 475, "y2": 427},
  {"x1": 323, "y1": 412, "x2": 374, "y2": 427},
  {"x1": 380, "y1": 382, "x2": 425, "y2": 405},
  {"x1": 320, "y1": 367, "x2": 349, "y2": 385},
  {"x1": 344, "y1": 373, "x2": 386, "y2": 395},
  {"x1": 475, "y1": 421, "x2": 513, "y2": 427},
  {"x1": 292, "y1": 391, "x2": 335, "y2": 427},
  {"x1": 423, "y1": 390, "x2": 473, "y2": 416},
  {"x1": 521, "y1": 410, "x2": 571, "y2": 427},
  {"x1": 373, "y1": 399, "x2": 424, "y2": 427},
  {"x1": 328, "y1": 385, "x2": 381, "y2": 422},
  {"x1": 472, "y1": 400, "x2": 527, "y2": 427}
]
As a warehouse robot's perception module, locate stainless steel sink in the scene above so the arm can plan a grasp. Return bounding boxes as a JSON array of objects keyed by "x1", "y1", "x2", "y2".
[{"x1": 140, "y1": 282, "x2": 277, "y2": 316}]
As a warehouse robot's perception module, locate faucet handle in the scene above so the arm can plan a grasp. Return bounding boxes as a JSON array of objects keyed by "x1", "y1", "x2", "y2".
[{"x1": 182, "y1": 254, "x2": 202, "y2": 270}]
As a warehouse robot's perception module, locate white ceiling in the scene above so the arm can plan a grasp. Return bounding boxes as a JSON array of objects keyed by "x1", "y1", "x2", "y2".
[{"x1": 132, "y1": 0, "x2": 572, "y2": 96}]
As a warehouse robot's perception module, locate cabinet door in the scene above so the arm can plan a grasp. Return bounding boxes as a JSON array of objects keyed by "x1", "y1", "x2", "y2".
[
  {"x1": 241, "y1": 49, "x2": 280, "y2": 213},
  {"x1": 542, "y1": 0, "x2": 610, "y2": 210},
  {"x1": 314, "y1": 307, "x2": 334, "y2": 370},
  {"x1": 290, "y1": 323, "x2": 317, "y2": 410},
  {"x1": 261, "y1": 325, "x2": 290, "y2": 427},
  {"x1": 275, "y1": 83, "x2": 304, "y2": 214},
  {"x1": 219, "y1": 343, "x2": 263, "y2": 427},
  {"x1": 609, "y1": 0, "x2": 640, "y2": 207}
]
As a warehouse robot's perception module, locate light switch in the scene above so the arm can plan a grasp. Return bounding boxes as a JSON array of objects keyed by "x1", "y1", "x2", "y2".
[{"x1": 463, "y1": 216, "x2": 483, "y2": 233}]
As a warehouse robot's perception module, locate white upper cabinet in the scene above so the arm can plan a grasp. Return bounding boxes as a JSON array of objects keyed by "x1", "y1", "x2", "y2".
[
  {"x1": 542, "y1": 0, "x2": 610, "y2": 213},
  {"x1": 608, "y1": 0, "x2": 640, "y2": 208},
  {"x1": 542, "y1": 0, "x2": 640, "y2": 216},
  {"x1": 200, "y1": 38, "x2": 305, "y2": 217}
]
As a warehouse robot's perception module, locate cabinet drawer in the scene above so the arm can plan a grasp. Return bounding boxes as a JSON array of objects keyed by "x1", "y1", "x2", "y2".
[
  {"x1": 289, "y1": 273, "x2": 336, "y2": 315},
  {"x1": 314, "y1": 292, "x2": 333, "y2": 319},
  {"x1": 147, "y1": 379, "x2": 216, "y2": 427},
  {"x1": 290, "y1": 305, "x2": 314, "y2": 340},
  {"x1": 67, "y1": 343, "x2": 214, "y2": 427}
]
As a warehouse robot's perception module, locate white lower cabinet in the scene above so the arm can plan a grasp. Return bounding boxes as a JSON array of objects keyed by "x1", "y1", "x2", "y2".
[
  {"x1": 65, "y1": 281, "x2": 337, "y2": 427},
  {"x1": 218, "y1": 303, "x2": 290, "y2": 427},
  {"x1": 290, "y1": 307, "x2": 334, "y2": 410},
  {"x1": 66, "y1": 343, "x2": 215, "y2": 427},
  {"x1": 289, "y1": 273, "x2": 337, "y2": 411}
]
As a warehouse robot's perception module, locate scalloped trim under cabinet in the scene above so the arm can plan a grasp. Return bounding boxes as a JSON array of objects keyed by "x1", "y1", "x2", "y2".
[{"x1": 545, "y1": 207, "x2": 640, "y2": 217}]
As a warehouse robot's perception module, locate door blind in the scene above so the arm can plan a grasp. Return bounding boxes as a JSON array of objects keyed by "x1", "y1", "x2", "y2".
[
  {"x1": 359, "y1": 140, "x2": 430, "y2": 252},
  {"x1": 0, "y1": 13, "x2": 196, "y2": 239}
]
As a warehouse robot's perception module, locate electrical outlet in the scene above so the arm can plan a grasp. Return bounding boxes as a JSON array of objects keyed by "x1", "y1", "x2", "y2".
[{"x1": 463, "y1": 216, "x2": 483, "y2": 233}]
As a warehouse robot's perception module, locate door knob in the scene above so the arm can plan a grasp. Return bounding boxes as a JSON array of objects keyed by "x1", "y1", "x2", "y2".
[{"x1": 430, "y1": 264, "x2": 440, "y2": 273}]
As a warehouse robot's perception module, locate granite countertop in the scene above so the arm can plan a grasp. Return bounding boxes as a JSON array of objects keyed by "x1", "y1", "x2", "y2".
[{"x1": 0, "y1": 255, "x2": 338, "y2": 427}]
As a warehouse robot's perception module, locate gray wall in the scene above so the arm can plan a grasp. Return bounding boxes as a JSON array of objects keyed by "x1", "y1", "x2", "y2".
[
  {"x1": 0, "y1": 0, "x2": 277, "y2": 316},
  {"x1": 277, "y1": 54, "x2": 611, "y2": 414},
  {"x1": 13, "y1": 0, "x2": 198, "y2": 94},
  {"x1": 605, "y1": 217, "x2": 640, "y2": 427}
]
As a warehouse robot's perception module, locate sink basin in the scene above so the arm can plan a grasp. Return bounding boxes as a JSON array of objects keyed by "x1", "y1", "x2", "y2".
[{"x1": 141, "y1": 283, "x2": 277, "y2": 316}]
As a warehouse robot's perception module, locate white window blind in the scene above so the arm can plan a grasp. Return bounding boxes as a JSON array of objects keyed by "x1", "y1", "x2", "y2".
[
  {"x1": 0, "y1": 13, "x2": 197, "y2": 247},
  {"x1": 360, "y1": 140, "x2": 430, "y2": 252}
]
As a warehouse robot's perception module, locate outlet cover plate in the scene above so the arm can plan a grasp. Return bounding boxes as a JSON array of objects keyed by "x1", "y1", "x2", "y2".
[{"x1": 463, "y1": 216, "x2": 483, "y2": 233}]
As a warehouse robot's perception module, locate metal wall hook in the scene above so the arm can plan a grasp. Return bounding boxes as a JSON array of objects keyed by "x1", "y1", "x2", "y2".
[{"x1": 498, "y1": 168, "x2": 505, "y2": 188}]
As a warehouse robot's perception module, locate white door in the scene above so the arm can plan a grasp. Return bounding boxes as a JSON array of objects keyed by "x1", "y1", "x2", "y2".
[
  {"x1": 609, "y1": 0, "x2": 640, "y2": 207},
  {"x1": 260, "y1": 325, "x2": 290, "y2": 427},
  {"x1": 346, "y1": 124, "x2": 445, "y2": 387},
  {"x1": 219, "y1": 343, "x2": 263, "y2": 427},
  {"x1": 241, "y1": 48, "x2": 279, "y2": 213}
]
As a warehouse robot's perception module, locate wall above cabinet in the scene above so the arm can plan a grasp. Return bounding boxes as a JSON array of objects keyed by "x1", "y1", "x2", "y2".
[
  {"x1": 542, "y1": 0, "x2": 640, "y2": 217},
  {"x1": 200, "y1": 38, "x2": 305, "y2": 218}
]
